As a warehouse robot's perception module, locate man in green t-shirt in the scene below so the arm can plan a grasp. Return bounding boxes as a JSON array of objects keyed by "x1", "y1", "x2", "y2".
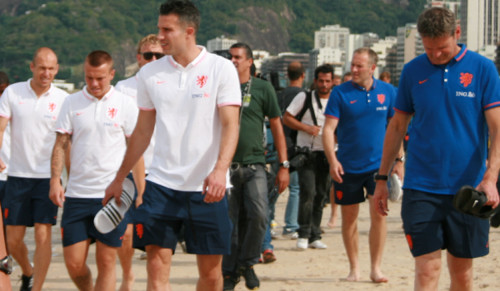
[{"x1": 222, "y1": 43, "x2": 289, "y2": 291}]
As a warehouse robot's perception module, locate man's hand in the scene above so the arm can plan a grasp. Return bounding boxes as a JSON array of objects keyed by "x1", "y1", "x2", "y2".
[
  {"x1": 103, "y1": 178, "x2": 124, "y2": 206},
  {"x1": 477, "y1": 179, "x2": 500, "y2": 209},
  {"x1": 49, "y1": 180, "x2": 65, "y2": 208},
  {"x1": 202, "y1": 168, "x2": 227, "y2": 203},
  {"x1": 306, "y1": 125, "x2": 321, "y2": 137},
  {"x1": 373, "y1": 181, "x2": 390, "y2": 216},
  {"x1": 0, "y1": 159, "x2": 5, "y2": 173},
  {"x1": 329, "y1": 160, "x2": 344, "y2": 183},
  {"x1": 275, "y1": 167, "x2": 290, "y2": 193}
]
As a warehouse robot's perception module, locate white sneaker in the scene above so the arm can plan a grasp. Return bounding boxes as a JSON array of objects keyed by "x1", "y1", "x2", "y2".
[
  {"x1": 309, "y1": 240, "x2": 327, "y2": 249},
  {"x1": 282, "y1": 231, "x2": 299, "y2": 240},
  {"x1": 94, "y1": 178, "x2": 135, "y2": 234},
  {"x1": 296, "y1": 238, "x2": 308, "y2": 250}
]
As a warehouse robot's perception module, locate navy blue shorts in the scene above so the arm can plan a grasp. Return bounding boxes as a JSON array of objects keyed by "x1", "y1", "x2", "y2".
[
  {"x1": 0, "y1": 180, "x2": 6, "y2": 205},
  {"x1": 3, "y1": 177, "x2": 57, "y2": 226},
  {"x1": 401, "y1": 189, "x2": 489, "y2": 258},
  {"x1": 133, "y1": 181, "x2": 232, "y2": 255},
  {"x1": 333, "y1": 170, "x2": 376, "y2": 205},
  {"x1": 61, "y1": 197, "x2": 127, "y2": 247}
]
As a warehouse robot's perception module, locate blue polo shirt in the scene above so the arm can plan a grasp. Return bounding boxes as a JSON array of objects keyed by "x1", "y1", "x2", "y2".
[
  {"x1": 325, "y1": 78, "x2": 396, "y2": 173},
  {"x1": 396, "y1": 44, "x2": 500, "y2": 195}
]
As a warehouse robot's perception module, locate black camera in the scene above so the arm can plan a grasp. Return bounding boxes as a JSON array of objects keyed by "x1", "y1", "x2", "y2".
[{"x1": 289, "y1": 146, "x2": 311, "y2": 170}]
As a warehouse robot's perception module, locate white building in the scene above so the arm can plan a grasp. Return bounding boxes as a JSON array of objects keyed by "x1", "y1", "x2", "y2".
[
  {"x1": 314, "y1": 25, "x2": 350, "y2": 51},
  {"x1": 461, "y1": 0, "x2": 500, "y2": 60},
  {"x1": 395, "y1": 24, "x2": 423, "y2": 83},
  {"x1": 426, "y1": 0, "x2": 461, "y2": 16},
  {"x1": 206, "y1": 35, "x2": 237, "y2": 52},
  {"x1": 371, "y1": 36, "x2": 398, "y2": 78}
]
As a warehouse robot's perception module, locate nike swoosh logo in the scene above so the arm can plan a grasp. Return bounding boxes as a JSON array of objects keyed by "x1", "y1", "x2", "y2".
[
  {"x1": 350, "y1": 100, "x2": 357, "y2": 104},
  {"x1": 18, "y1": 102, "x2": 25, "y2": 105},
  {"x1": 156, "y1": 81, "x2": 166, "y2": 84},
  {"x1": 419, "y1": 79, "x2": 428, "y2": 84},
  {"x1": 76, "y1": 112, "x2": 83, "y2": 116}
]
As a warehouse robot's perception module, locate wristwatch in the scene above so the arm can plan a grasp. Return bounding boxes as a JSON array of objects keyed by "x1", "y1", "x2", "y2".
[
  {"x1": 395, "y1": 156, "x2": 405, "y2": 163},
  {"x1": 279, "y1": 160, "x2": 290, "y2": 169},
  {"x1": 373, "y1": 172, "x2": 388, "y2": 181}
]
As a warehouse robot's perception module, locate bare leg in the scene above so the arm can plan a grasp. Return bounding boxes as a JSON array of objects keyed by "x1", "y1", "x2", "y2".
[
  {"x1": 0, "y1": 203, "x2": 12, "y2": 291},
  {"x1": 94, "y1": 241, "x2": 118, "y2": 291},
  {"x1": 6, "y1": 225, "x2": 33, "y2": 277},
  {"x1": 367, "y1": 197, "x2": 388, "y2": 283},
  {"x1": 447, "y1": 252, "x2": 473, "y2": 291},
  {"x1": 118, "y1": 224, "x2": 135, "y2": 291},
  {"x1": 64, "y1": 239, "x2": 93, "y2": 291},
  {"x1": 341, "y1": 204, "x2": 360, "y2": 281},
  {"x1": 196, "y1": 254, "x2": 223, "y2": 291},
  {"x1": 146, "y1": 245, "x2": 172, "y2": 291},
  {"x1": 327, "y1": 186, "x2": 338, "y2": 228},
  {"x1": 414, "y1": 250, "x2": 441, "y2": 291},
  {"x1": 32, "y1": 223, "x2": 53, "y2": 291}
]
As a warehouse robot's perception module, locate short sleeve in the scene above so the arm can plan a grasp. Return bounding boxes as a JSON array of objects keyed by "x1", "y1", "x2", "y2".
[
  {"x1": 123, "y1": 96, "x2": 139, "y2": 136},
  {"x1": 324, "y1": 87, "x2": 341, "y2": 119},
  {"x1": 286, "y1": 91, "x2": 307, "y2": 116},
  {"x1": 136, "y1": 70, "x2": 155, "y2": 111},
  {"x1": 263, "y1": 82, "x2": 281, "y2": 119},
  {"x1": 0, "y1": 87, "x2": 12, "y2": 119},
  {"x1": 55, "y1": 96, "x2": 73, "y2": 135},
  {"x1": 216, "y1": 59, "x2": 242, "y2": 107},
  {"x1": 481, "y1": 60, "x2": 500, "y2": 110},
  {"x1": 395, "y1": 66, "x2": 415, "y2": 114}
]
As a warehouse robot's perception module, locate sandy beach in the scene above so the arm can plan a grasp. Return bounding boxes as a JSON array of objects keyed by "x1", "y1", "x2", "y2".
[{"x1": 9, "y1": 189, "x2": 500, "y2": 291}]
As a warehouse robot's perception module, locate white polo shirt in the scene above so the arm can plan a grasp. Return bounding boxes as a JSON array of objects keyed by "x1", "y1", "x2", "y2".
[
  {"x1": 0, "y1": 80, "x2": 68, "y2": 178},
  {"x1": 137, "y1": 46, "x2": 241, "y2": 191},
  {"x1": 116, "y1": 75, "x2": 155, "y2": 172},
  {"x1": 0, "y1": 124, "x2": 10, "y2": 181},
  {"x1": 56, "y1": 86, "x2": 138, "y2": 199}
]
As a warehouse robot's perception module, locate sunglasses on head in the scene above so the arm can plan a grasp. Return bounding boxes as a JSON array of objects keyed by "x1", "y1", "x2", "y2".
[{"x1": 142, "y1": 52, "x2": 164, "y2": 60}]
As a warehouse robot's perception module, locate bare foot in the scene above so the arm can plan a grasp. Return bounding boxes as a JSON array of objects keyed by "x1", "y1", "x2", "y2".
[
  {"x1": 370, "y1": 271, "x2": 388, "y2": 283},
  {"x1": 119, "y1": 274, "x2": 135, "y2": 291},
  {"x1": 346, "y1": 270, "x2": 360, "y2": 282}
]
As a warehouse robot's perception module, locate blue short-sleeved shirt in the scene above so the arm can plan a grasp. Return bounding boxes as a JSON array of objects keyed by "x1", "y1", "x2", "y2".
[
  {"x1": 325, "y1": 78, "x2": 396, "y2": 173},
  {"x1": 396, "y1": 44, "x2": 500, "y2": 195}
]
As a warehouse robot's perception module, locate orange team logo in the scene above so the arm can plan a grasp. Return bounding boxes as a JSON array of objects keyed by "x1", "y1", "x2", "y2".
[
  {"x1": 406, "y1": 234, "x2": 413, "y2": 250},
  {"x1": 336, "y1": 190, "x2": 343, "y2": 200},
  {"x1": 4, "y1": 208, "x2": 8, "y2": 219},
  {"x1": 377, "y1": 94, "x2": 386, "y2": 105},
  {"x1": 197, "y1": 75, "x2": 208, "y2": 89},
  {"x1": 61, "y1": 227, "x2": 64, "y2": 239},
  {"x1": 136, "y1": 223, "x2": 144, "y2": 239},
  {"x1": 107, "y1": 107, "x2": 118, "y2": 119},
  {"x1": 48, "y1": 102, "x2": 56, "y2": 113},
  {"x1": 460, "y1": 72, "x2": 473, "y2": 88}
]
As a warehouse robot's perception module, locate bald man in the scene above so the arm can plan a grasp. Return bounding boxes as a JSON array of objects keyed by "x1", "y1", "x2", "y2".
[{"x1": 0, "y1": 47, "x2": 68, "y2": 291}]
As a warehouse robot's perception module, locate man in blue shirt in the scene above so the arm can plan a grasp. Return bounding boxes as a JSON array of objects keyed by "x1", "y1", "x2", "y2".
[
  {"x1": 373, "y1": 7, "x2": 500, "y2": 290},
  {"x1": 323, "y1": 47, "x2": 401, "y2": 283}
]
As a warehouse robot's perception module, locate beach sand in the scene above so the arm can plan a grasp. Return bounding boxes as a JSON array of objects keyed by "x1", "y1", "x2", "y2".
[{"x1": 9, "y1": 190, "x2": 500, "y2": 290}]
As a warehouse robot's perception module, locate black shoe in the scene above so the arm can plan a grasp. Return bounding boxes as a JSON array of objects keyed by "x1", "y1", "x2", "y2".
[
  {"x1": 20, "y1": 274, "x2": 33, "y2": 291},
  {"x1": 223, "y1": 273, "x2": 240, "y2": 291},
  {"x1": 241, "y1": 266, "x2": 260, "y2": 290}
]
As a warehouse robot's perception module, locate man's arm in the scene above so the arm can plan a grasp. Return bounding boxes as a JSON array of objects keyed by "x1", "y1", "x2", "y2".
[
  {"x1": 49, "y1": 133, "x2": 71, "y2": 207},
  {"x1": 0, "y1": 117, "x2": 9, "y2": 172},
  {"x1": 128, "y1": 136, "x2": 146, "y2": 207},
  {"x1": 202, "y1": 105, "x2": 240, "y2": 203},
  {"x1": 269, "y1": 116, "x2": 290, "y2": 193},
  {"x1": 477, "y1": 107, "x2": 500, "y2": 208},
  {"x1": 373, "y1": 111, "x2": 412, "y2": 216},
  {"x1": 283, "y1": 112, "x2": 320, "y2": 136},
  {"x1": 103, "y1": 110, "x2": 155, "y2": 205},
  {"x1": 322, "y1": 117, "x2": 344, "y2": 183}
]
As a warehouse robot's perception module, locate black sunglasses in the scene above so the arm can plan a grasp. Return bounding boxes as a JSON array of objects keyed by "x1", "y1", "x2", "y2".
[{"x1": 142, "y1": 52, "x2": 164, "y2": 60}]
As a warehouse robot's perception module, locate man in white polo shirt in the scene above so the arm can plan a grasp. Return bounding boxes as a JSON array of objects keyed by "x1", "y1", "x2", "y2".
[
  {"x1": 49, "y1": 50, "x2": 139, "y2": 291},
  {"x1": 115, "y1": 33, "x2": 163, "y2": 290},
  {"x1": 0, "y1": 47, "x2": 68, "y2": 291},
  {"x1": 104, "y1": 1, "x2": 241, "y2": 290}
]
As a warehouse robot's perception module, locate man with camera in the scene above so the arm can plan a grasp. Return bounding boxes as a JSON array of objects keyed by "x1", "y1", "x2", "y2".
[
  {"x1": 283, "y1": 64, "x2": 335, "y2": 250},
  {"x1": 323, "y1": 48, "x2": 401, "y2": 283}
]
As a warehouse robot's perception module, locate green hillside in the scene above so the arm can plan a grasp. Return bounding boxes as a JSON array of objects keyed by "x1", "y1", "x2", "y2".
[{"x1": 0, "y1": 0, "x2": 426, "y2": 83}]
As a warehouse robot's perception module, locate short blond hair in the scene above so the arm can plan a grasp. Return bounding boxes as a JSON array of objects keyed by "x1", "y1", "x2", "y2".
[{"x1": 137, "y1": 34, "x2": 160, "y2": 54}]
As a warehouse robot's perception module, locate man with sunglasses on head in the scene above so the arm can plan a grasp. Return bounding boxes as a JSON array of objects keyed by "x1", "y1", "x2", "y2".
[{"x1": 115, "y1": 34, "x2": 163, "y2": 291}]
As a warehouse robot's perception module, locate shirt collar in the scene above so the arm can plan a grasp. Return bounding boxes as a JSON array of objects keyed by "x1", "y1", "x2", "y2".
[
  {"x1": 26, "y1": 78, "x2": 54, "y2": 97},
  {"x1": 454, "y1": 43, "x2": 467, "y2": 62},
  {"x1": 167, "y1": 46, "x2": 207, "y2": 70},
  {"x1": 82, "y1": 85, "x2": 115, "y2": 101},
  {"x1": 351, "y1": 77, "x2": 377, "y2": 92}
]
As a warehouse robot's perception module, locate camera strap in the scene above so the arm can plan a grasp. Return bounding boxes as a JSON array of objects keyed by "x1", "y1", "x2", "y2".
[{"x1": 239, "y1": 77, "x2": 253, "y2": 124}]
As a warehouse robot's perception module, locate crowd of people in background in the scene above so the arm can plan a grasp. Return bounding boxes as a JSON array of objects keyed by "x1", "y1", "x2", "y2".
[{"x1": 0, "y1": 1, "x2": 499, "y2": 291}]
